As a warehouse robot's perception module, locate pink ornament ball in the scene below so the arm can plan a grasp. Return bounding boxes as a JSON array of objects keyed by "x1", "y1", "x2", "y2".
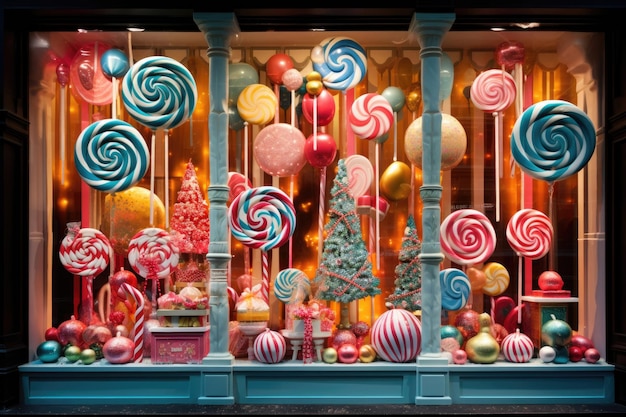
[
  {"x1": 501, "y1": 329, "x2": 534, "y2": 363},
  {"x1": 337, "y1": 343, "x2": 359, "y2": 364},
  {"x1": 453, "y1": 349, "x2": 467, "y2": 365},
  {"x1": 370, "y1": 308, "x2": 422, "y2": 363},
  {"x1": 253, "y1": 328, "x2": 286, "y2": 364},
  {"x1": 331, "y1": 329, "x2": 357, "y2": 350}
]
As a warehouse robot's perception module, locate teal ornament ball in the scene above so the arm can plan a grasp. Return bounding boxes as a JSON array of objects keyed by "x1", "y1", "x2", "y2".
[{"x1": 37, "y1": 340, "x2": 63, "y2": 363}]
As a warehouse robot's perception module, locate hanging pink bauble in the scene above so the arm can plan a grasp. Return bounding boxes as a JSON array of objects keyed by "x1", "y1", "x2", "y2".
[
  {"x1": 302, "y1": 89, "x2": 336, "y2": 126},
  {"x1": 304, "y1": 132, "x2": 337, "y2": 168},
  {"x1": 266, "y1": 53, "x2": 294, "y2": 85},
  {"x1": 404, "y1": 113, "x2": 467, "y2": 171},
  {"x1": 282, "y1": 68, "x2": 303, "y2": 92},
  {"x1": 254, "y1": 123, "x2": 307, "y2": 177}
]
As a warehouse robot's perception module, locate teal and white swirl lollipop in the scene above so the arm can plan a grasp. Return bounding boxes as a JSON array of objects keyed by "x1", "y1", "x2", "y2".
[
  {"x1": 511, "y1": 100, "x2": 596, "y2": 183},
  {"x1": 440, "y1": 268, "x2": 471, "y2": 312},
  {"x1": 122, "y1": 55, "x2": 197, "y2": 131},
  {"x1": 274, "y1": 268, "x2": 311, "y2": 304}
]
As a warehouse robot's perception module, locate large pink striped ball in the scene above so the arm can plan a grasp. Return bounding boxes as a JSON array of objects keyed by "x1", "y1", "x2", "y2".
[
  {"x1": 501, "y1": 328, "x2": 534, "y2": 363},
  {"x1": 253, "y1": 329, "x2": 287, "y2": 364},
  {"x1": 371, "y1": 308, "x2": 422, "y2": 363}
]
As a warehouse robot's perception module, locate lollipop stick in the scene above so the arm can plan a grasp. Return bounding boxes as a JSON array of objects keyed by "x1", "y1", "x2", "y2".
[
  {"x1": 313, "y1": 95, "x2": 318, "y2": 150},
  {"x1": 59, "y1": 86, "x2": 67, "y2": 185},
  {"x1": 290, "y1": 91, "x2": 296, "y2": 128},
  {"x1": 261, "y1": 251, "x2": 269, "y2": 304},
  {"x1": 318, "y1": 167, "x2": 326, "y2": 261},
  {"x1": 517, "y1": 256, "x2": 523, "y2": 325},
  {"x1": 375, "y1": 143, "x2": 381, "y2": 270},
  {"x1": 164, "y1": 130, "x2": 170, "y2": 229},
  {"x1": 149, "y1": 132, "x2": 155, "y2": 226},
  {"x1": 345, "y1": 89, "x2": 355, "y2": 156},
  {"x1": 83, "y1": 276, "x2": 94, "y2": 325}
]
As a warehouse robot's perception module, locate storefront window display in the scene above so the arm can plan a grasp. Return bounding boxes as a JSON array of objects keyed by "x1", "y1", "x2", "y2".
[{"x1": 28, "y1": 22, "x2": 605, "y2": 370}]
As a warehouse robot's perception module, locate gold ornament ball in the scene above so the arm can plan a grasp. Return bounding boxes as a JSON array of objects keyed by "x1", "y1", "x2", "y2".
[
  {"x1": 465, "y1": 313, "x2": 500, "y2": 364},
  {"x1": 359, "y1": 344, "x2": 377, "y2": 363},
  {"x1": 306, "y1": 80, "x2": 324, "y2": 96},
  {"x1": 322, "y1": 347, "x2": 338, "y2": 364},
  {"x1": 380, "y1": 161, "x2": 412, "y2": 201},
  {"x1": 101, "y1": 186, "x2": 166, "y2": 257},
  {"x1": 404, "y1": 113, "x2": 467, "y2": 171}
]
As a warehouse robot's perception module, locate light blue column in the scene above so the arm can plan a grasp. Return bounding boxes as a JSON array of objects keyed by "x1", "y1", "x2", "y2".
[
  {"x1": 194, "y1": 13, "x2": 239, "y2": 366},
  {"x1": 410, "y1": 12, "x2": 455, "y2": 405}
]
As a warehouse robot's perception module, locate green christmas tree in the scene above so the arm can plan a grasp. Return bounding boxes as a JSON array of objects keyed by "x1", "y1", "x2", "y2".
[
  {"x1": 386, "y1": 214, "x2": 422, "y2": 311},
  {"x1": 314, "y1": 158, "x2": 381, "y2": 327}
]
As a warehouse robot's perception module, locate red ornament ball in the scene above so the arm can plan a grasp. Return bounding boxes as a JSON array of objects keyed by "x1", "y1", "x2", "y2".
[
  {"x1": 453, "y1": 349, "x2": 467, "y2": 365},
  {"x1": 454, "y1": 309, "x2": 480, "y2": 347},
  {"x1": 302, "y1": 89, "x2": 336, "y2": 126},
  {"x1": 538, "y1": 270, "x2": 564, "y2": 291},
  {"x1": 266, "y1": 53, "x2": 294, "y2": 85},
  {"x1": 304, "y1": 132, "x2": 337, "y2": 168},
  {"x1": 568, "y1": 345, "x2": 584, "y2": 362}
]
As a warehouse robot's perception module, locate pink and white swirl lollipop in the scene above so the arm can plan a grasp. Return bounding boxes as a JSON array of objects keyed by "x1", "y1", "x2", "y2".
[
  {"x1": 506, "y1": 208, "x2": 553, "y2": 259},
  {"x1": 228, "y1": 171, "x2": 251, "y2": 204},
  {"x1": 59, "y1": 227, "x2": 112, "y2": 277},
  {"x1": 74, "y1": 118, "x2": 149, "y2": 194},
  {"x1": 470, "y1": 69, "x2": 516, "y2": 113},
  {"x1": 440, "y1": 209, "x2": 496, "y2": 266},
  {"x1": 128, "y1": 227, "x2": 180, "y2": 280},
  {"x1": 471, "y1": 69, "x2": 517, "y2": 222},
  {"x1": 122, "y1": 56, "x2": 197, "y2": 131},
  {"x1": 344, "y1": 154, "x2": 373, "y2": 199},
  {"x1": 349, "y1": 93, "x2": 394, "y2": 141}
]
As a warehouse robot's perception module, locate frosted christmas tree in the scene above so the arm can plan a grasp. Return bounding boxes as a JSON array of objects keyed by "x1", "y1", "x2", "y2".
[
  {"x1": 386, "y1": 214, "x2": 422, "y2": 311},
  {"x1": 170, "y1": 159, "x2": 210, "y2": 253},
  {"x1": 314, "y1": 158, "x2": 380, "y2": 328},
  {"x1": 170, "y1": 159, "x2": 210, "y2": 284}
]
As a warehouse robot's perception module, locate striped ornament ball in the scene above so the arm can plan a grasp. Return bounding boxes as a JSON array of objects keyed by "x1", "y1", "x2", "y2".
[{"x1": 253, "y1": 328, "x2": 287, "y2": 364}]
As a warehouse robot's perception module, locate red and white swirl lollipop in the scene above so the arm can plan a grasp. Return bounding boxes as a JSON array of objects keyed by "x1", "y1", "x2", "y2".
[
  {"x1": 128, "y1": 227, "x2": 180, "y2": 280},
  {"x1": 59, "y1": 226, "x2": 113, "y2": 325},
  {"x1": 228, "y1": 171, "x2": 251, "y2": 204},
  {"x1": 506, "y1": 208, "x2": 553, "y2": 259},
  {"x1": 440, "y1": 209, "x2": 496, "y2": 266},
  {"x1": 349, "y1": 93, "x2": 394, "y2": 141},
  {"x1": 59, "y1": 227, "x2": 112, "y2": 277},
  {"x1": 228, "y1": 186, "x2": 296, "y2": 303}
]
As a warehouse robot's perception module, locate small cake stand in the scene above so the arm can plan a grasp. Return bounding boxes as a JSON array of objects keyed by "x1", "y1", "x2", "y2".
[
  {"x1": 280, "y1": 329, "x2": 332, "y2": 362},
  {"x1": 238, "y1": 321, "x2": 268, "y2": 360}
]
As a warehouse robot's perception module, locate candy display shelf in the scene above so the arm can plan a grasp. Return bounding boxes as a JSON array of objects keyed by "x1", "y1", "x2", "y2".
[{"x1": 19, "y1": 358, "x2": 614, "y2": 406}]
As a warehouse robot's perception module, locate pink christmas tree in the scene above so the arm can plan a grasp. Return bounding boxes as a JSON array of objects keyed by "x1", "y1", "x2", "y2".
[{"x1": 170, "y1": 159, "x2": 210, "y2": 254}]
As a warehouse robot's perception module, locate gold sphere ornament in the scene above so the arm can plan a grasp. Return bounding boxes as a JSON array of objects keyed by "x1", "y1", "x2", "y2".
[
  {"x1": 359, "y1": 344, "x2": 377, "y2": 363},
  {"x1": 380, "y1": 161, "x2": 412, "y2": 201},
  {"x1": 404, "y1": 113, "x2": 467, "y2": 171},
  {"x1": 465, "y1": 312, "x2": 500, "y2": 364},
  {"x1": 306, "y1": 80, "x2": 324, "y2": 96}
]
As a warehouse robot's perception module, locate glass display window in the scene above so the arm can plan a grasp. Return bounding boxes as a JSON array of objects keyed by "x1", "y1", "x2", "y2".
[{"x1": 27, "y1": 26, "x2": 605, "y2": 359}]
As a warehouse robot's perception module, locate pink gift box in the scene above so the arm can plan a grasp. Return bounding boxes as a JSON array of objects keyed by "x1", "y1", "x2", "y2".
[{"x1": 150, "y1": 326, "x2": 210, "y2": 364}]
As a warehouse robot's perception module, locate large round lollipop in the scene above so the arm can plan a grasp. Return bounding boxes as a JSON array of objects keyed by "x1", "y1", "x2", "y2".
[
  {"x1": 74, "y1": 118, "x2": 149, "y2": 194},
  {"x1": 510, "y1": 100, "x2": 596, "y2": 183},
  {"x1": 439, "y1": 268, "x2": 471, "y2": 311},
  {"x1": 349, "y1": 93, "x2": 394, "y2": 141},
  {"x1": 228, "y1": 186, "x2": 296, "y2": 303},
  {"x1": 122, "y1": 56, "x2": 198, "y2": 131},
  {"x1": 440, "y1": 209, "x2": 496, "y2": 266},
  {"x1": 506, "y1": 208, "x2": 553, "y2": 259},
  {"x1": 274, "y1": 268, "x2": 311, "y2": 304},
  {"x1": 128, "y1": 227, "x2": 180, "y2": 311},
  {"x1": 59, "y1": 226, "x2": 113, "y2": 325},
  {"x1": 311, "y1": 37, "x2": 367, "y2": 92}
]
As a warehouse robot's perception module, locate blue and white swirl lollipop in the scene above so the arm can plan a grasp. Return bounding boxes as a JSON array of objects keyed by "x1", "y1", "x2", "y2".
[
  {"x1": 511, "y1": 100, "x2": 596, "y2": 183},
  {"x1": 311, "y1": 37, "x2": 367, "y2": 92},
  {"x1": 439, "y1": 268, "x2": 471, "y2": 311},
  {"x1": 122, "y1": 56, "x2": 197, "y2": 130},
  {"x1": 74, "y1": 118, "x2": 149, "y2": 193}
]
